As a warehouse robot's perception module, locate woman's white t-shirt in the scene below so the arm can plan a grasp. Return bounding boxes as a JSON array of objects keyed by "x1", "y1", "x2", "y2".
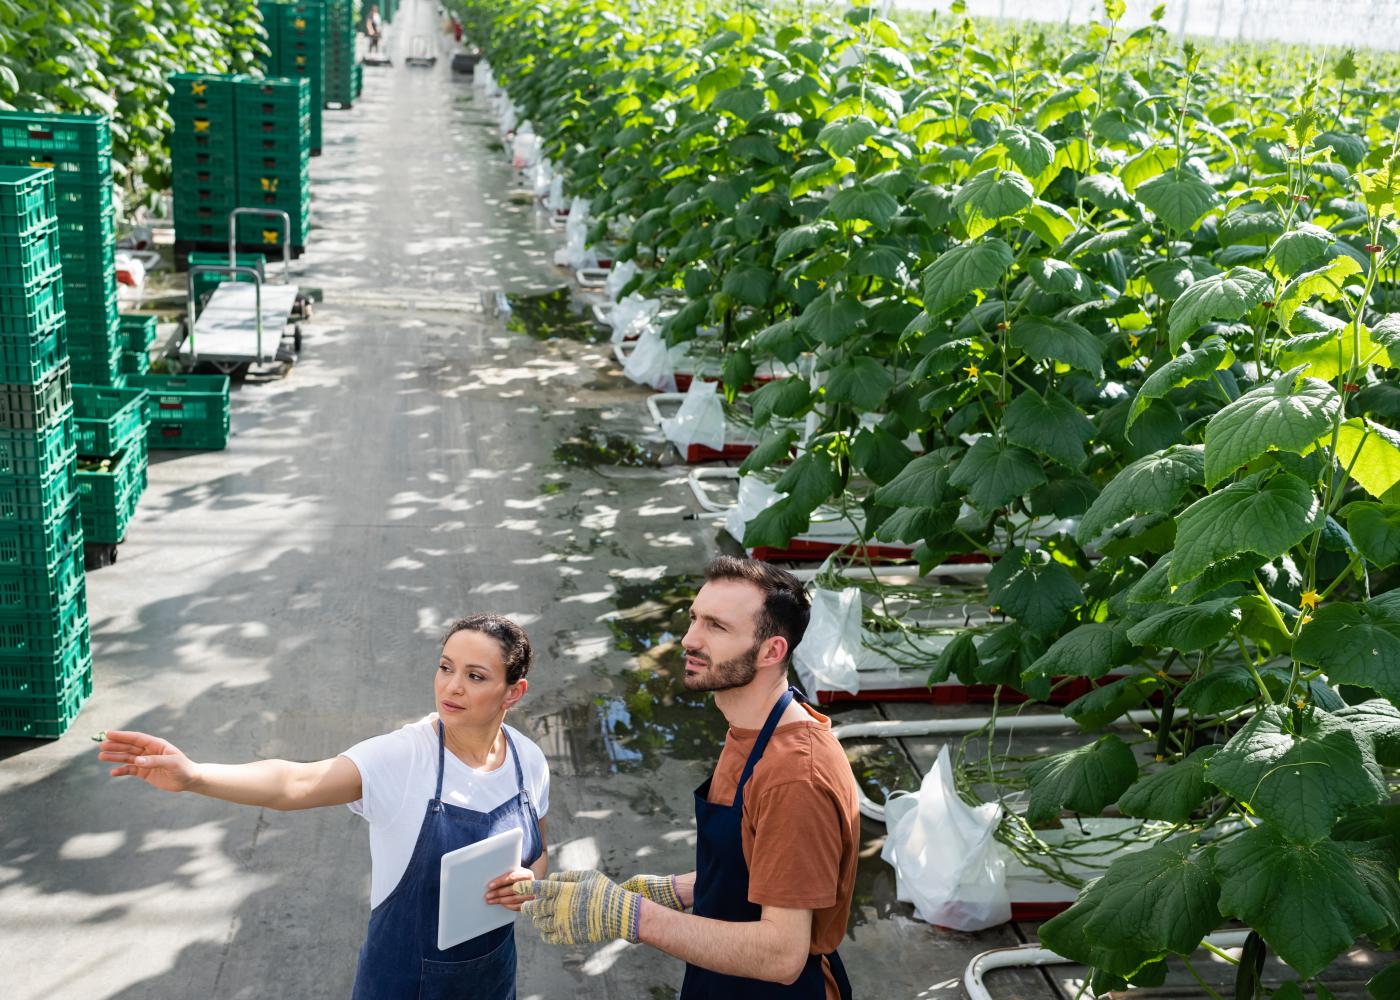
[{"x1": 341, "y1": 717, "x2": 550, "y2": 908}]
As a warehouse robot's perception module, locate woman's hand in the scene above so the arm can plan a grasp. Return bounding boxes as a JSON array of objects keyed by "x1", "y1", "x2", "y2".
[
  {"x1": 97, "y1": 730, "x2": 200, "y2": 793},
  {"x1": 485, "y1": 867, "x2": 536, "y2": 911}
]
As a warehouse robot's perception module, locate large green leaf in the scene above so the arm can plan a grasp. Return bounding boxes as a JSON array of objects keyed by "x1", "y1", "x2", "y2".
[
  {"x1": 1332, "y1": 418, "x2": 1400, "y2": 499},
  {"x1": 1002, "y1": 389, "x2": 1096, "y2": 468},
  {"x1": 1294, "y1": 601, "x2": 1400, "y2": 702},
  {"x1": 774, "y1": 220, "x2": 839, "y2": 262},
  {"x1": 774, "y1": 452, "x2": 840, "y2": 515},
  {"x1": 1079, "y1": 838, "x2": 1222, "y2": 955},
  {"x1": 872, "y1": 452, "x2": 950, "y2": 508},
  {"x1": 1346, "y1": 502, "x2": 1400, "y2": 568},
  {"x1": 1039, "y1": 893, "x2": 1163, "y2": 979},
  {"x1": 997, "y1": 125, "x2": 1055, "y2": 176},
  {"x1": 1127, "y1": 337, "x2": 1234, "y2": 435},
  {"x1": 739, "y1": 430, "x2": 797, "y2": 474},
  {"x1": 826, "y1": 184, "x2": 900, "y2": 231},
  {"x1": 952, "y1": 168, "x2": 1034, "y2": 238},
  {"x1": 1177, "y1": 662, "x2": 1278, "y2": 715},
  {"x1": 1276, "y1": 255, "x2": 1363, "y2": 332},
  {"x1": 1010, "y1": 316, "x2": 1104, "y2": 377},
  {"x1": 721, "y1": 266, "x2": 773, "y2": 307},
  {"x1": 1119, "y1": 747, "x2": 1220, "y2": 823},
  {"x1": 948, "y1": 437, "x2": 1047, "y2": 513},
  {"x1": 1207, "y1": 705, "x2": 1387, "y2": 842},
  {"x1": 1024, "y1": 622, "x2": 1137, "y2": 680},
  {"x1": 1126, "y1": 598, "x2": 1242, "y2": 652},
  {"x1": 1167, "y1": 266, "x2": 1273, "y2": 351},
  {"x1": 985, "y1": 546, "x2": 1083, "y2": 636},
  {"x1": 921, "y1": 239, "x2": 1015, "y2": 317},
  {"x1": 749, "y1": 378, "x2": 811, "y2": 428},
  {"x1": 1076, "y1": 172, "x2": 1133, "y2": 212},
  {"x1": 1215, "y1": 825, "x2": 1389, "y2": 978},
  {"x1": 1333, "y1": 700, "x2": 1400, "y2": 767},
  {"x1": 1025, "y1": 734, "x2": 1138, "y2": 823},
  {"x1": 817, "y1": 116, "x2": 877, "y2": 156},
  {"x1": 1170, "y1": 473, "x2": 1319, "y2": 587},
  {"x1": 1267, "y1": 223, "x2": 1336, "y2": 278},
  {"x1": 797, "y1": 290, "x2": 865, "y2": 345},
  {"x1": 1136, "y1": 171, "x2": 1218, "y2": 232},
  {"x1": 1077, "y1": 445, "x2": 1205, "y2": 546},
  {"x1": 1202, "y1": 372, "x2": 1341, "y2": 486},
  {"x1": 824, "y1": 356, "x2": 895, "y2": 410},
  {"x1": 1027, "y1": 257, "x2": 1092, "y2": 298}
]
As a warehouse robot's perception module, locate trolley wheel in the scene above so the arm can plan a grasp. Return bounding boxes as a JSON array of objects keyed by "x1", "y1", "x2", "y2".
[
  {"x1": 84, "y1": 543, "x2": 119, "y2": 570},
  {"x1": 293, "y1": 325, "x2": 303, "y2": 354}
]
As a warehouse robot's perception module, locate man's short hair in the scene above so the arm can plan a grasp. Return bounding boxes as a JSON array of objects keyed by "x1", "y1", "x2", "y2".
[{"x1": 702, "y1": 556, "x2": 810, "y2": 657}]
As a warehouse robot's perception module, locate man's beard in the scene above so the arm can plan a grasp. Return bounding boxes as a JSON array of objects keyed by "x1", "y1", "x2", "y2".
[{"x1": 682, "y1": 640, "x2": 762, "y2": 692}]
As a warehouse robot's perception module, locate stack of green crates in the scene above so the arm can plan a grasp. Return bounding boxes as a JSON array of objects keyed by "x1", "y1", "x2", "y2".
[
  {"x1": 169, "y1": 72, "x2": 239, "y2": 247},
  {"x1": 324, "y1": 0, "x2": 356, "y2": 107},
  {"x1": 235, "y1": 77, "x2": 311, "y2": 248},
  {"x1": 118, "y1": 313, "x2": 158, "y2": 379},
  {"x1": 73, "y1": 384, "x2": 149, "y2": 545},
  {"x1": 0, "y1": 165, "x2": 92, "y2": 740},
  {"x1": 0, "y1": 112, "x2": 119, "y2": 388},
  {"x1": 125, "y1": 374, "x2": 230, "y2": 451},
  {"x1": 258, "y1": 0, "x2": 325, "y2": 156}
]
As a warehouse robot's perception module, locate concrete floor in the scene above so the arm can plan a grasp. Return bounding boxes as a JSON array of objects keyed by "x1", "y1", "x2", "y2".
[{"x1": 0, "y1": 3, "x2": 1391, "y2": 998}]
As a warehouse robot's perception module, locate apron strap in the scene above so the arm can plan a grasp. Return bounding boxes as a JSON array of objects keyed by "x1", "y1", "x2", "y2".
[
  {"x1": 502, "y1": 727, "x2": 527, "y2": 793},
  {"x1": 434, "y1": 719, "x2": 446, "y2": 802},
  {"x1": 734, "y1": 687, "x2": 797, "y2": 797}
]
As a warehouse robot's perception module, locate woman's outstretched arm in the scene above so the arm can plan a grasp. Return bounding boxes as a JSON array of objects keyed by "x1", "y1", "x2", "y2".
[{"x1": 98, "y1": 729, "x2": 363, "y2": 811}]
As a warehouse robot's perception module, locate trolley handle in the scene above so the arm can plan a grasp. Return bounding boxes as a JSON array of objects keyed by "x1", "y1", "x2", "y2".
[
  {"x1": 186, "y1": 264, "x2": 264, "y2": 363},
  {"x1": 227, "y1": 207, "x2": 294, "y2": 283}
]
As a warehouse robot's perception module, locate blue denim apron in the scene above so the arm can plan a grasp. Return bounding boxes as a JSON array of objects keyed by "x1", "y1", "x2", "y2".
[
  {"x1": 350, "y1": 721, "x2": 543, "y2": 1000},
  {"x1": 680, "y1": 688, "x2": 854, "y2": 999}
]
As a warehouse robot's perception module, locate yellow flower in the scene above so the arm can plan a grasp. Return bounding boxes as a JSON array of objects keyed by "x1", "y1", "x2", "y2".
[
  {"x1": 1295, "y1": 697, "x2": 1306, "y2": 710},
  {"x1": 1300, "y1": 613, "x2": 1313, "y2": 626},
  {"x1": 964, "y1": 363, "x2": 980, "y2": 380},
  {"x1": 1300, "y1": 589, "x2": 1319, "y2": 611},
  {"x1": 1128, "y1": 334, "x2": 1141, "y2": 350}
]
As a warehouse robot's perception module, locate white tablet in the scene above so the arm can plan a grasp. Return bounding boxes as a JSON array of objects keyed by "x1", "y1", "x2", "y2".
[{"x1": 438, "y1": 826, "x2": 524, "y2": 951}]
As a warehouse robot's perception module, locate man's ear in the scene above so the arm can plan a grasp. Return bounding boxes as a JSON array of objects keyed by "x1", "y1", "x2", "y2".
[
  {"x1": 759, "y1": 634, "x2": 789, "y2": 670},
  {"x1": 504, "y1": 678, "x2": 529, "y2": 709}
]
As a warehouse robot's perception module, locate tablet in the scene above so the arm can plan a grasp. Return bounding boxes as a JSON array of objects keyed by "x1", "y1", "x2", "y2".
[{"x1": 438, "y1": 826, "x2": 524, "y2": 951}]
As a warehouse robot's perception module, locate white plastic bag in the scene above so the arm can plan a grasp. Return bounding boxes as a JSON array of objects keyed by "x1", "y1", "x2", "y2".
[
  {"x1": 881, "y1": 746, "x2": 1010, "y2": 931},
  {"x1": 554, "y1": 196, "x2": 597, "y2": 270},
  {"x1": 608, "y1": 293, "x2": 660, "y2": 344},
  {"x1": 605, "y1": 260, "x2": 639, "y2": 302},
  {"x1": 531, "y1": 157, "x2": 554, "y2": 198},
  {"x1": 660, "y1": 379, "x2": 727, "y2": 454},
  {"x1": 792, "y1": 588, "x2": 862, "y2": 696},
  {"x1": 512, "y1": 123, "x2": 540, "y2": 169},
  {"x1": 724, "y1": 474, "x2": 779, "y2": 548},
  {"x1": 622, "y1": 329, "x2": 678, "y2": 392},
  {"x1": 546, "y1": 172, "x2": 565, "y2": 213}
]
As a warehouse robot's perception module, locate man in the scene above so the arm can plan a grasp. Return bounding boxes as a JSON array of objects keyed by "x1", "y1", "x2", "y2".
[
  {"x1": 514, "y1": 556, "x2": 858, "y2": 998},
  {"x1": 364, "y1": 4, "x2": 382, "y2": 54}
]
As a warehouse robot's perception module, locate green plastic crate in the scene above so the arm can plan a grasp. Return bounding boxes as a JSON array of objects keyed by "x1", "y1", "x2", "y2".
[
  {"x1": 126, "y1": 374, "x2": 230, "y2": 450},
  {"x1": 119, "y1": 314, "x2": 158, "y2": 352},
  {"x1": 74, "y1": 384, "x2": 148, "y2": 457},
  {"x1": 0, "y1": 537, "x2": 84, "y2": 618},
  {"x1": 78, "y1": 436, "x2": 146, "y2": 543},
  {"x1": 0, "y1": 111, "x2": 111, "y2": 160},
  {"x1": 0, "y1": 165, "x2": 56, "y2": 238},
  {"x1": 0, "y1": 496, "x2": 82, "y2": 570},
  {"x1": 120, "y1": 350, "x2": 148, "y2": 377},
  {"x1": 0, "y1": 413, "x2": 76, "y2": 481},
  {"x1": 0, "y1": 362, "x2": 72, "y2": 432},
  {"x1": 0, "y1": 626, "x2": 90, "y2": 700},
  {"x1": 0, "y1": 318, "x2": 66, "y2": 385},
  {"x1": 0, "y1": 458, "x2": 77, "y2": 526},
  {"x1": 0, "y1": 267, "x2": 63, "y2": 336},
  {"x1": 0, "y1": 656, "x2": 91, "y2": 738},
  {"x1": 0, "y1": 582, "x2": 86, "y2": 658},
  {"x1": 0, "y1": 220, "x2": 60, "y2": 287}
]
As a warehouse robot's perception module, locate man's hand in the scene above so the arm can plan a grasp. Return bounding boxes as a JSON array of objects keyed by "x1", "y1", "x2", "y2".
[
  {"x1": 620, "y1": 874, "x2": 684, "y2": 911},
  {"x1": 512, "y1": 870, "x2": 642, "y2": 945}
]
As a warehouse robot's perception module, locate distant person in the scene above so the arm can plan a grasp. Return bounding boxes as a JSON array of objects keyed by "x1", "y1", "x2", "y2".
[
  {"x1": 365, "y1": 3, "x2": 383, "y2": 54},
  {"x1": 98, "y1": 614, "x2": 549, "y2": 1000}
]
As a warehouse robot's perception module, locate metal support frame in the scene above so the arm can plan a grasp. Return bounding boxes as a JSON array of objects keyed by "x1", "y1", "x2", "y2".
[
  {"x1": 186, "y1": 264, "x2": 264, "y2": 364},
  {"x1": 228, "y1": 207, "x2": 293, "y2": 283}
]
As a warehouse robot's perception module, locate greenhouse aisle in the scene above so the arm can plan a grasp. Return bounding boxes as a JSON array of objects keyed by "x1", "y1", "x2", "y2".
[{"x1": 0, "y1": 6, "x2": 1046, "y2": 1000}]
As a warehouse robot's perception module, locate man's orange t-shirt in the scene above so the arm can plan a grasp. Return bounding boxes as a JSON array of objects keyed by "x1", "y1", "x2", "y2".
[{"x1": 706, "y1": 701, "x2": 860, "y2": 1000}]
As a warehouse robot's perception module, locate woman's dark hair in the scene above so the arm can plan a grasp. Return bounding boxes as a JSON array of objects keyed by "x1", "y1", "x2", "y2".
[
  {"x1": 442, "y1": 614, "x2": 533, "y2": 684},
  {"x1": 702, "y1": 556, "x2": 810, "y2": 658}
]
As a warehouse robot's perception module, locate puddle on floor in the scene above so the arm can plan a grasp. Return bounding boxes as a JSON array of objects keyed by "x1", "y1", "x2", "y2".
[
  {"x1": 552, "y1": 426, "x2": 668, "y2": 468},
  {"x1": 503, "y1": 287, "x2": 608, "y2": 343}
]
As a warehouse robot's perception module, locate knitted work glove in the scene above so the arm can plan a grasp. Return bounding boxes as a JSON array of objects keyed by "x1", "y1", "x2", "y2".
[
  {"x1": 513, "y1": 869, "x2": 642, "y2": 945},
  {"x1": 620, "y1": 873, "x2": 684, "y2": 911}
]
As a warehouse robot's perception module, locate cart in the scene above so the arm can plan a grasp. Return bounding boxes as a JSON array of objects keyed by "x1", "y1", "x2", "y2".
[{"x1": 174, "y1": 208, "x2": 306, "y2": 375}]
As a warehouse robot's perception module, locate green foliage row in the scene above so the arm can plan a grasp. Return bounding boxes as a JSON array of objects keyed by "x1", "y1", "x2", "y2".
[
  {"x1": 1, "y1": 0, "x2": 266, "y2": 205},
  {"x1": 459, "y1": 0, "x2": 1400, "y2": 995}
]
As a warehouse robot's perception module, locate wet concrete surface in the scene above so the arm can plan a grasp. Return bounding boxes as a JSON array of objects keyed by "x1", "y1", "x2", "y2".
[{"x1": 0, "y1": 3, "x2": 1391, "y2": 999}]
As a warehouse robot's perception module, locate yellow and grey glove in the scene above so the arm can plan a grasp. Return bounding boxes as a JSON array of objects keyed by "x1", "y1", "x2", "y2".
[
  {"x1": 513, "y1": 869, "x2": 642, "y2": 945},
  {"x1": 620, "y1": 873, "x2": 684, "y2": 911}
]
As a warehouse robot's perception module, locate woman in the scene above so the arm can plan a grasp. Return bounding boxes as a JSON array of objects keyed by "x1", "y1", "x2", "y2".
[{"x1": 97, "y1": 614, "x2": 548, "y2": 1000}]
